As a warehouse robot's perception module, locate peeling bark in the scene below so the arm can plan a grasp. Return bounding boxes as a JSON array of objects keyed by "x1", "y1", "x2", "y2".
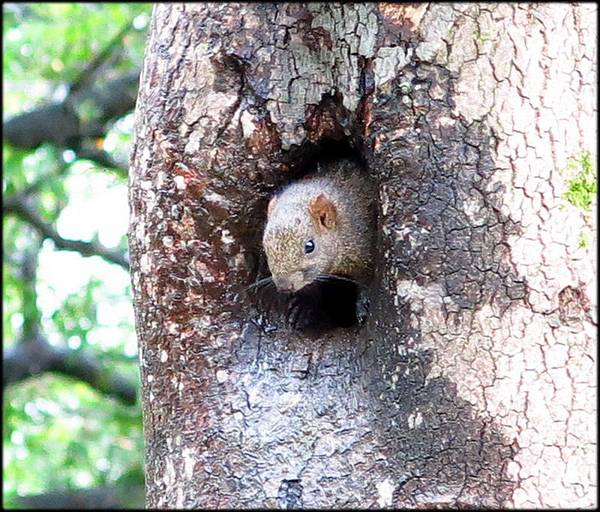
[{"x1": 129, "y1": 3, "x2": 597, "y2": 508}]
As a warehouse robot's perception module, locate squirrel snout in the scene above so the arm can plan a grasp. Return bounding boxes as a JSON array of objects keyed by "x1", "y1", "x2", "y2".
[{"x1": 272, "y1": 272, "x2": 306, "y2": 293}]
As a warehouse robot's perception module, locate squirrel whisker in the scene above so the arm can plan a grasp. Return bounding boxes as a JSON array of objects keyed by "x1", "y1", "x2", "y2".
[
  {"x1": 315, "y1": 273, "x2": 359, "y2": 285},
  {"x1": 246, "y1": 276, "x2": 274, "y2": 292}
]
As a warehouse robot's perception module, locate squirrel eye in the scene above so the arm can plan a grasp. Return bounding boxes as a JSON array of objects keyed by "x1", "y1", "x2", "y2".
[{"x1": 304, "y1": 239, "x2": 315, "y2": 254}]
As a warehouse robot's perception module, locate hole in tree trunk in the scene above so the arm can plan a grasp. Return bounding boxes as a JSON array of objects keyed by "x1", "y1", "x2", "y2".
[{"x1": 246, "y1": 138, "x2": 375, "y2": 334}]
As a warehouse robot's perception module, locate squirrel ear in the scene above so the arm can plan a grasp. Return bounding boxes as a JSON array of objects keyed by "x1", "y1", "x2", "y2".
[
  {"x1": 309, "y1": 193, "x2": 337, "y2": 230},
  {"x1": 267, "y1": 196, "x2": 277, "y2": 219}
]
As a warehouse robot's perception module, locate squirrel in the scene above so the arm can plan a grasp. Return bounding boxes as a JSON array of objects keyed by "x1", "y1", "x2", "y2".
[{"x1": 262, "y1": 159, "x2": 376, "y2": 294}]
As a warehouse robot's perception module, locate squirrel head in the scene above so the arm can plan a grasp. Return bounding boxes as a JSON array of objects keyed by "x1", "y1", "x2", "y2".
[{"x1": 262, "y1": 191, "x2": 339, "y2": 293}]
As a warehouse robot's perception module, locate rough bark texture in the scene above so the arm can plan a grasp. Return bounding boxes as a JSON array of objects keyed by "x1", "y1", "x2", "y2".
[{"x1": 129, "y1": 3, "x2": 596, "y2": 508}]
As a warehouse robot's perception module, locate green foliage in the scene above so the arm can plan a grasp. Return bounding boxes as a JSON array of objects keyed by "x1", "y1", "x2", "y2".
[
  {"x1": 3, "y1": 3, "x2": 150, "y2": 114},
  {"x1": 3, "y1": 3, "x2": 151, "y2": 507},
  {"x1": 563, "y1": 150, "x2": 597, "y2": 212},
  {"x1": 2, "y1": 146, "x2": 31, "y2": 194},
  {"x1": 2, "y1": 229, "x2": 25, "y2": 346},
  {"x1": 3, "y1": 375, "x2": 143, "y2": 502},
  {"x1": 50, "y1": 278, "x2": 101, "y2": 347}
]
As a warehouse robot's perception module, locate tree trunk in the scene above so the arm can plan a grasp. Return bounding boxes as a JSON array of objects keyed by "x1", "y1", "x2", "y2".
[{"x1": 129, "y1": 3, "x2": 596, "y2": 508}]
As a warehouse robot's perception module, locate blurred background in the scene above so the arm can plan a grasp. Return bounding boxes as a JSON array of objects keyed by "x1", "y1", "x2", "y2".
[{"x1": 3, "y1": 3, "x2": 152, "y2": 508}]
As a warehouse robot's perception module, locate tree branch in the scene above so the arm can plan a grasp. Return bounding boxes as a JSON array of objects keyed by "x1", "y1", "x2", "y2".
[
  {"x1": 3, "y1": 332, "x2": 138, "y2": 405},
  {"x1": 79, "y1": 70, "x2": 140, "y2": 124},
  {"x1": 19, "y1": 233, "x2": 44, "y2": 338},
  {"x1": 10, "y1": 162, "x2": 71, "y2": 201},
  {"x1": 12, "y1": 484, "x2": 145, "y2": 509},
  {"x1": 75, "y1": 147, "x2": 128, "y2": 178},
  {"x1": 3, "y1": 71, "x2": 139, "y2": 157},
  {"x1": 3, "y1": 196, "x2": 129, "y2": 270},
  {"x1": 68, "y1": 20, "x2": 136, "y2": 97}
]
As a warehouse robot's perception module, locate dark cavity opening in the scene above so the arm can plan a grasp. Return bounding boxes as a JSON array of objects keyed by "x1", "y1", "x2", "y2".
[
  {"x1": 287, "y1": 136, "x2": 363, "y2": 180},
  {"x1": 304, "y1": 278, "x2": 359, "y2": 329},
  {"x1": 249, "y1": 267, "x2": 361, "y2": 334}
]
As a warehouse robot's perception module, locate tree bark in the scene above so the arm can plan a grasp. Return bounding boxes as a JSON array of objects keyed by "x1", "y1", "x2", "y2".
[{"x1": 129, "y1": 3, "x2": 596, "y2": 508}]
